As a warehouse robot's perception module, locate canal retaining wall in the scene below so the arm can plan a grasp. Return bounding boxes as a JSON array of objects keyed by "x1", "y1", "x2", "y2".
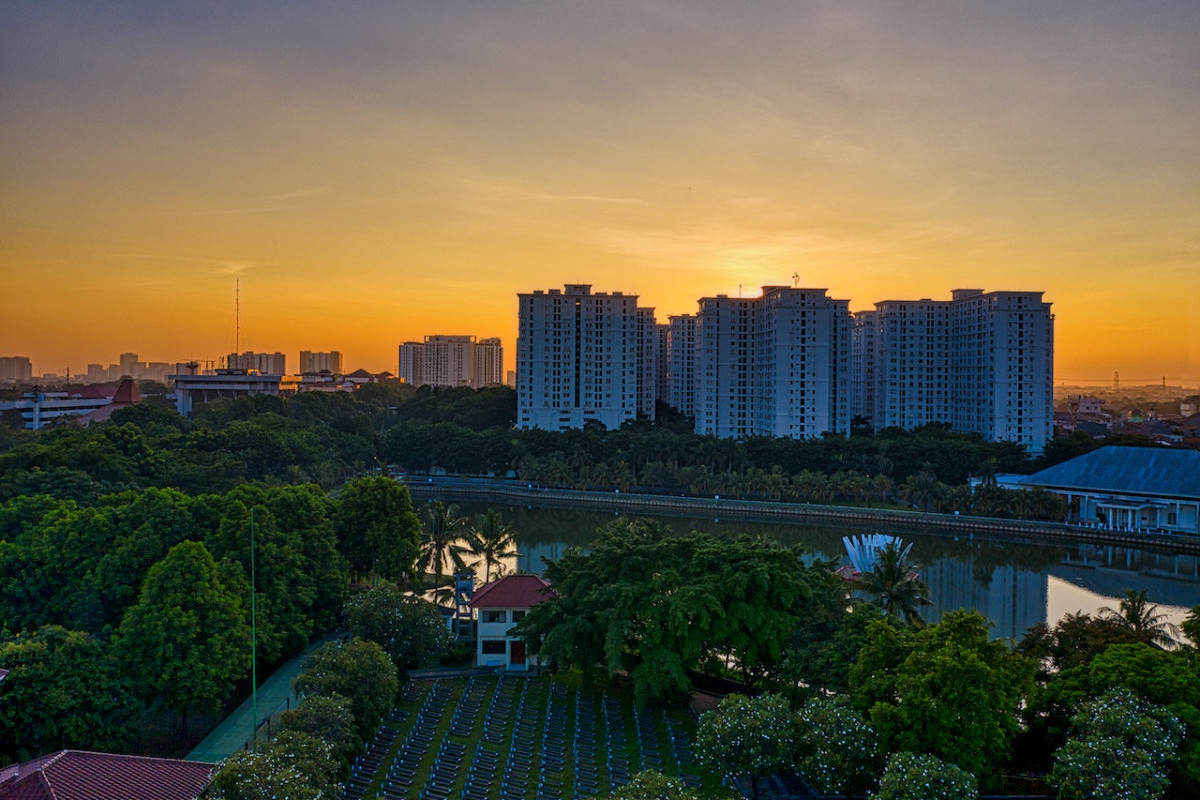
[{"x1": 406, "y1": 475, "x2": 1200, "y2": 556}]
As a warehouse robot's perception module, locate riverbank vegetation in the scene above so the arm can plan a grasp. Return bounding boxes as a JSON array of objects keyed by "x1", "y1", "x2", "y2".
[{"x1": 0, "y1": 386, "x2": 1152, "y2": 522}]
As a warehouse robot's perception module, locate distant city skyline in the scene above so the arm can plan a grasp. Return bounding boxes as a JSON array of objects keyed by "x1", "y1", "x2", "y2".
[{"x1": 2, "y1": 3, "x2": 1197, "y2": 383}]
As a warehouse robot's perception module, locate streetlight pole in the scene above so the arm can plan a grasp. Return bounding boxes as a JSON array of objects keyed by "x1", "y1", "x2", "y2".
[{"x1": 250, "y1": 507, "x2": 257, "y2": 749}]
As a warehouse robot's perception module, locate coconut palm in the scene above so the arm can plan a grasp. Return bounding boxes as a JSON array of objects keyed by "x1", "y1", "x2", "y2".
[
  {"x1": 901, "y1": 469, "x2": 941, "y2": 512},
  {"x1": 464, "y1": 509, "x2": 519, "y2": 584},
  {"x1": 860, "y1": 540, "x2": 932, "y2": 625},
  {"x1": 1101, "y1": 588, "x2": 1179, "y2": 648},
  {"x1": 418, "y1": 500, "x2": 469, "y2": 600}
]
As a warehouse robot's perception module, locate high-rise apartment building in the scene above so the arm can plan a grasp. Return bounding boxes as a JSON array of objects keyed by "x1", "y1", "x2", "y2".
[
  {"x1": 398, "y1": 342, "x2": 424, "y2": 385},
  {"x1": 424, "y1": 335, "x2": 476, "y2": 387},
  {"x1": 398, "y1": 336, "x2": 504, "y2": 388},
  {"x1": 694, "y1": 286, "x2": 853, "y2": 438},
  {"x1": 654, "y1": 323, "x2": 670, "y2": 407},
  {"x1": 300, "y1": 350, "x2": 343, "y2": 374},
  {"x1": 857, "y1": 289, "x2": 1053, "y2": 451},
  {"x1": 119, "y1": 352, "x2": 142, "y2": 378},
  {"x1": 0, "y1": 356, "x2": 33, "y2": 384},
  {"x1": 666, "y1": 315, "x2": 698, "y2": 419},
  {"x1": 474, "y1": 338, "x2": 504, "y2": 388},
  {"x1": 226, "y1": 351, "x2": 286, "y2": 375},
  {"x1": 517, "y1": 284, "x2": 656, "y2": 430}
]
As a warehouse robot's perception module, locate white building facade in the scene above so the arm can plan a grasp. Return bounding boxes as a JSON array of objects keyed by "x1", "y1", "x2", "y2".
[
  {"x1": 694, "y1": 287, "x2": 853, "y2": 438},
  {"x1": 666, "y1": 314, "x2": 698, "y2": 419},
  {"x1": 858, "y1": 289, "x2": 1054, "y2": 450},
  {"x1": 517, "y1": 284, "x2": 656, "y2": 430}
]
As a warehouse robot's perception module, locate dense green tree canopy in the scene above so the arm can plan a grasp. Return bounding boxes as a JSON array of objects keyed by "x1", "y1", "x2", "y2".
[
  {"x1": 851, "y1": 610, "x2": 1033, "y2": 789},
  {"x1": 292, "y1": 637, "x2": 398, "y2": 742},
  {"x1": 342, "y1": 586, "x2": 453, "y2": 677},
  {"x1": 516, "y1": 519, "x2": 818, "y2": 703},
  {"x1": 0, "y1": 625, "x2": 137, "y2": 763},
  {"x1": 335, "y1": 476, "x2": 422, "y2": 582},
  {"x1": 112, "y1": 540, "x2": 251, "y2": 738}
]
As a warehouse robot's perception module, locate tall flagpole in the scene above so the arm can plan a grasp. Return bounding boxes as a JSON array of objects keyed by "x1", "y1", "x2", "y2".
[{"x1": 250, "y1": 506, "x2": 257, "y2": 749}]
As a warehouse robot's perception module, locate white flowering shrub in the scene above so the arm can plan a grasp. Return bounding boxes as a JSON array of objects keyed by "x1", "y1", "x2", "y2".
[
  {"x1": 794, "y1": 695, "x2": 880, "y2": 796},
  {"x1": 695, "y1": 693, "x2": 796, "y2": 794},
  {"x1": 870, "y1": 752, "x2": 978, "y2": 800},
  {"x1": 604, "y1": 769, "x2": 737, "y2": 800},
  {"x1": 1048, "y1": 687, "x2": 1183, "y2": 800}
]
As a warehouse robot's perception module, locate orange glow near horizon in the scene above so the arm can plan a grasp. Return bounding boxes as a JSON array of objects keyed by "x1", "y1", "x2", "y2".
[{"x1": 2, "y1": 4, "x2": 1198, "y2": 385}]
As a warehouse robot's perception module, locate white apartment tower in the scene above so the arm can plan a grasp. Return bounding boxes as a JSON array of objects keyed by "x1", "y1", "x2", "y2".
[
  {"x1": 299, "y1": 350, "x2": 343, "y2": 374},
  {"x1": 667, "y1": 315, "x2": 698, "y2": 419},
  {"x1": 860, "y1": 289, "x2": 1054, "y2": 451},
  {"x1": 474, "y1": 338, "x2": 504, "y2": 387},
  {"x1": 397, "y1": 342, "x2": 424, "y2": 385},
  {"x1": 424, "y1": 335, "x2": 476, "y2": 387},
  {"x1": 517, "y1": 284, "x2": 656, "y2": 430},
  {"x1": 695, "y1": 287, "x2": 853, "y2": 438}
]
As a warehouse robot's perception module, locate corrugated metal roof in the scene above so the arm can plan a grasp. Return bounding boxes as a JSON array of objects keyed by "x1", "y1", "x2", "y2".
[{"x1": 1020, "y1": 446, "x2": 1200, "y2": 500}]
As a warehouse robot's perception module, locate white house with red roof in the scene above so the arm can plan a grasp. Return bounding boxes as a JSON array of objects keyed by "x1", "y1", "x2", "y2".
[{"x1": 468, "y1": 574, "x2": 555, "y2": 671}]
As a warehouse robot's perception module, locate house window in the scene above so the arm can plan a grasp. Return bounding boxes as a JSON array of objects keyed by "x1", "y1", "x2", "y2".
[
  {"x1": 481, "y1": 640, "x2": 506, "y2": 655},
  {"x1": 482, "y1": 610, "x2": 506, "y2": 624},
  {"x1": 511, "y1": 610, "x2": 526, "y2": 623},
  {"x1": 1167, "y1": 512, "x2": 1177, "y2": 526}
]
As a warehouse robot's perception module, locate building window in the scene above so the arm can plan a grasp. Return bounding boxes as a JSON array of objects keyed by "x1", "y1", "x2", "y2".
[
  {"x1": 481, "y1": 640, "x2": 506, "y2": 655},
  {"x1": 482, "y1": 610, "x2": 506, "y2": 624},
  {"x1": 511, "y1": 610, "x2": 526, "y2": 623}
]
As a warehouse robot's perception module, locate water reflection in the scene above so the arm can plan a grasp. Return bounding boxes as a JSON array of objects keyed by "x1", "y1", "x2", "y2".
[{"x1": 452, "y1": 501, "x2": 1200, "y2": 642}]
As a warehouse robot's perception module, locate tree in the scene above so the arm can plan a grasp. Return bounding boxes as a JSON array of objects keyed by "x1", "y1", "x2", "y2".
[
  {"x1": 0, "y1": 625, "x2": 137, "y2": 764},
  {"x1": 1100, "y1": 588, "x2": 1179, "y2": 648},
  {"x1": 342, "y1": 586, "x2": 453, "y2": 677},
  {"x1": 462, "y1": 508, "x2": 518, "y2": 583},
  {"x1": 695, "y1": 693, "x2": 796, "y2": 800},
  {"x1": 207, "y1": 731, "x2": 339, "y2": 800},
  {"x1": 515, "y1": 520, "x2": 816, "y2": 704},
  {"x1": 334, "y1": 476, "x2": 422, "y2": 583},
  {"x1": 112, "y1": 540, "x2": 251, "y2": 739},
  {"x1": 1183, "y1": 605, "x2": 1200, "y2": 649},
  {"x1": 603, "y1": 770, "x2": 737, "y2": 800},
  {"x1": 1048, "y1": 688, "x2": 1183, "y2": 800},
  {"x1": 417, "y1": 499, "x2": 468, "y2": 596},
  {"x1": 901, "y1": 469, "x2": 941, "y2": 511},
  {"x1": 793, "y1": 695, "x2": 880, "y2": 797},
  {"x1": 275, "y1": 693, "x2": 358, "y2": 776},
  {"x1": 852, "y1": 610, "x2": 1032, "y2": 789},
  {"x1": 292, "y1": 637, "x2": 398, "y2": 742},
  {"x1": 871, "y1": 752, "x2": 978, "y2": 800},
  {"x1": 859, "y1": 540, "x2": 931, "y2": 625}
]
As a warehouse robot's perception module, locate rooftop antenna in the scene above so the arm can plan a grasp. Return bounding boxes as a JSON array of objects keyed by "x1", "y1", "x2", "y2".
[
  {"x1": 1114, "y1": 370, "x2": 1120, "y2": 391},
  {"x1": 236, "y1": 277, "x2": 240, "y2": 356},
  {"x1": 792, "y1": 272, "x2": 800, "y2": 288}
]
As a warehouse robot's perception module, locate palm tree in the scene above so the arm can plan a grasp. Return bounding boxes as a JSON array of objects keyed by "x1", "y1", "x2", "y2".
[
  {"x1": 901, "y1": 469, "x2": 941, "y2": 512},
  {"x1": 418, "y1": 500, "x2": 468, "y2": 600},
  {"x1": 860, "y1": 541, "x2": 932, "y2": 625},
  {"x1": 1101, "y1": 588, "x2": 1179, "y2": 648},
  {"x1": 464, "y1": 509, "x2": 519, "y2": 584}
]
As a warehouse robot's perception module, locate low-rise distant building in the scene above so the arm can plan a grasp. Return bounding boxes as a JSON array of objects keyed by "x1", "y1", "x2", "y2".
[
  {"x1": 1018, "y1": 445, "x2": 1200, "y2": 534},
  {"x1": 0, "y1": 382, "x2": 132, "y2": 430},
  {"x1": 469, "y1": 574, "x2": 555, "y2": 671},
  {"x1": 168, "y1": 365, "x2": 282, "y2": 416}
]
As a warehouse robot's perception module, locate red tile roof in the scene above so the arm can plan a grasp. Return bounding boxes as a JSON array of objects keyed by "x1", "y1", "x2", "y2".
[
  {"x1": 469, "y1": 574, "x2": 556, "y2": 610},
  {"x1": 0, "y1": 751, "x2": 215, "y2": 800}
]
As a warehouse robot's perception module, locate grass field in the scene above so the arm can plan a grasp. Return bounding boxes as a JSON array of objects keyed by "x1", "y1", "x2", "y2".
[{"x1": 341, "y1": 673, "x2": 726, "y2": 800}]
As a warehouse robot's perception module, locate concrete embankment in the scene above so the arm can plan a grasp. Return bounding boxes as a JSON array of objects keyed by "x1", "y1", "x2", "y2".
[{"x1": 407, "y1": 476, "x2": 1200, "y2": 556}]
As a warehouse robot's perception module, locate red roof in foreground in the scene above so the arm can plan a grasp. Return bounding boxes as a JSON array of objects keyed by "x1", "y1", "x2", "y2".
[
  {"x1": 469, "y1": 574, "x2": 556, "y2": 610},
  {"x1": 0, "y1": 751, "x2": 215, "y2": 800}
]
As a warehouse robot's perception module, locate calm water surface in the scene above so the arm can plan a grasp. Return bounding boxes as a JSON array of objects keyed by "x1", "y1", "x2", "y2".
[{"x1": 453, "y1": 500, "x2": 1200, "y2": 643}]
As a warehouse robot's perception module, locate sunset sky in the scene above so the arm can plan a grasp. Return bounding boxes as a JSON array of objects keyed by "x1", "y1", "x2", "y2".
[{"x1": 2, "y1": 1, "x2": 1198, "y2": 383}]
